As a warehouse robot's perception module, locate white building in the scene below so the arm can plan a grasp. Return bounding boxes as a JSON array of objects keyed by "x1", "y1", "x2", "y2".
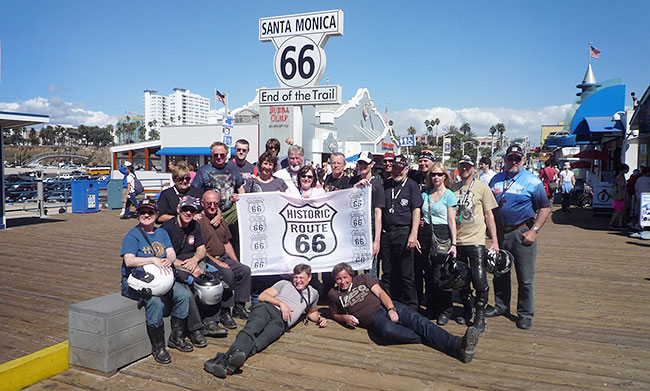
[{"x1": 144, "y1": 88, "x2": 211, "y2": 132}]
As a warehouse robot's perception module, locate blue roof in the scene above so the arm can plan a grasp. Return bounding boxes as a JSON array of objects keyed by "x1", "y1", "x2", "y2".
[
  {"x1": 574, "y1": 116, "x2": 624, "y2": 136},
  {"x1": 570, "y1": 85, "x2": 625, "y2": 134},
  {"x1": 156, "y1": 147, "x2": 211, "y2": 156}
]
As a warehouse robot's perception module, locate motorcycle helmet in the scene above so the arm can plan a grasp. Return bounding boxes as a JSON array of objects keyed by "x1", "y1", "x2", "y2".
[
  {"x1": 485, "y1": 249, "x2": 513, "y2": 276},
  {"x1": 193, "y1": 271, "x2": 224, "y2": 305},
  {"x1": 127, "y1": 264, "x2": 174, "y2": 297},
  {"x1": 438, "y1": 255, "x2": 471, "y2": 291}
]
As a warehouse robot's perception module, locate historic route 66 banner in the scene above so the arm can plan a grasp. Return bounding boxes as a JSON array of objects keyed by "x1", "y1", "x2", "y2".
[{"x1": 237, "y1": 187, "x2": 372, "y2": 276}]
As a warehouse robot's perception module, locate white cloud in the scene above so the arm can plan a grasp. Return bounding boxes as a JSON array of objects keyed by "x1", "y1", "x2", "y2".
[
  {"x1": 0, "y1": 96, "x2": 118, "y2": 127},
  {"x1": 390, "y1": 104, "x2": 572, "y2": 145}
]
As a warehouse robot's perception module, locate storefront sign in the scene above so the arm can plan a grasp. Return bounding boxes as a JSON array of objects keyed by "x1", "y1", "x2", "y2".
[
  {"x1": 237, "y1": 188, "x2": 372, "y2": 275},
  {"x1": 259, "y1": 10, "x2": 343, "y2": 105}
]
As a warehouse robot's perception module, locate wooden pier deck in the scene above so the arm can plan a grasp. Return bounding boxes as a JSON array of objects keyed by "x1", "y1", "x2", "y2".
[{"x1": 1, "y1": 206, "x2": 649, "y2": 390}]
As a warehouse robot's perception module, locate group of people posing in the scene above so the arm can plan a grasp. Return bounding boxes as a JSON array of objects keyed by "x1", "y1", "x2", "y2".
[{"x1": 119, "y1": 138, "x2": 550, "y2": 377}]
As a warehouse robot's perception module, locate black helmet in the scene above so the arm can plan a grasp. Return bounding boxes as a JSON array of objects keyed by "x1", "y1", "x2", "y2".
[
  {"x1": 438, "y1": 255, "x2": 471, "y2": 291},
  {"x1": 485, "y1": 249, "x2": 513, "y2": 276}
]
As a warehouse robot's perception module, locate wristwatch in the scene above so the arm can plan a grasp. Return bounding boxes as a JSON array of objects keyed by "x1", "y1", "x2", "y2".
[{"x1": 532, "y1": 226, "x2": 540, "y2": 233}]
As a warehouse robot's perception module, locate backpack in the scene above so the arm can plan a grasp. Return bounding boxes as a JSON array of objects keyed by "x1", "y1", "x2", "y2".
[{"x1": 133, "y1": 175, "x2": 144, "y2": 195}]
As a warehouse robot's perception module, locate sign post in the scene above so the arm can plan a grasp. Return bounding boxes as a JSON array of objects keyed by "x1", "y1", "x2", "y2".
[{"x1": 259, "y1": 10, "x2": 344, "y2": 146}]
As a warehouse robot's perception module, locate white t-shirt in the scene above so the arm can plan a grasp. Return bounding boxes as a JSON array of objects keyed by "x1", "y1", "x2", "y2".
[
  {"x1": 560, "y1": 169, "x2": 574, "y2": 184},
  {"x1": 479, "y1": 169, "x2": 496, "y2": 185},
  {"x1": 127, "y1": 173, "x2": 136, "y2": 194}
]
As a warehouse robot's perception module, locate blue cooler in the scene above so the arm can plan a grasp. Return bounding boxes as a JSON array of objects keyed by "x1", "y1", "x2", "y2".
[{"x1": 71, "y1": 180, "x2": 100, "y2": 213}]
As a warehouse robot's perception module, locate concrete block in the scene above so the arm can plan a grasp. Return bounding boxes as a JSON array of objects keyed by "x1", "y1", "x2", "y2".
[{"x1": 68, "y1": 292, "x2": 171, "y2": 375}]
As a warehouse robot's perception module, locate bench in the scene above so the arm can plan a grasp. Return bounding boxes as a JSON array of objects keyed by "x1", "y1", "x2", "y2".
[{"x1": 68, "y1": 292, "x2": 170, "y2": 376}]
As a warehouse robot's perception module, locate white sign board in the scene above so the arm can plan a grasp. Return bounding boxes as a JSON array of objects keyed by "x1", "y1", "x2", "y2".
[
  {"x1": 640, "y1": 192, "x2": 650, "y2": 228},
  {"x1": 593, "y1": 182, "x2": 613, "y2": 209},
  {"x1": 259, "y1": 10, "x2": 343, "y2": 105},
  {"x1": 258, "y1": 85, "x2": 341, "y2": 106},
  {"x1": 443, "y1": 137, "x2": 451, "y2": 155},
  {"x1": 237, "y1": 188, "x2": 372, "y2": 275}
]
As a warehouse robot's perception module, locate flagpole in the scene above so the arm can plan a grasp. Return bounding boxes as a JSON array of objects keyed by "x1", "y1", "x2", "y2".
[
  {"x1": 225, "y1": 93, "x2": 229, "y2": 116},
  {"x1": 588, "y1": 42, "x2": 592, "y2": 65}
]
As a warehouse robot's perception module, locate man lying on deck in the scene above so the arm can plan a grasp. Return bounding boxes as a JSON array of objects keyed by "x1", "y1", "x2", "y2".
[
  {"x1": 203, "y1": 263, "x2": 327, "y2": 378},
  {"x1": 328, "y1": 262, "x2": 479, "y2": 363}
]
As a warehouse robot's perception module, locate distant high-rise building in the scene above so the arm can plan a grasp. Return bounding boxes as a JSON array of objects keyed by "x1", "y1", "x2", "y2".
[{"x1": 144, "y1": 88, "x2": 210, "y2": 132}]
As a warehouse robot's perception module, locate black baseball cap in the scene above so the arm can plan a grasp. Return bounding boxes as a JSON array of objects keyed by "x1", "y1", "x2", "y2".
[
  {"x1": 393, "y1": 155, "x2": 409, "y2": 168},
  {"x1": 458, "y1": 155, "x2": 475, "y2": 166},
  {"x1": 136, "y1": 199, "x2": 158, "y2": 213},
  {"x1": 506, "y1": 145, "x2": 525, "y2": 157},
  {"x1": 418, "y1": 150, "x2": 435, "y2": 161}
]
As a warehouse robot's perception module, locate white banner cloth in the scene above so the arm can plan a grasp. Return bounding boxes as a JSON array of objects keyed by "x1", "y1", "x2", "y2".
[{"x1": 237, "y1": 187, "x2": 373, "y2": 275}]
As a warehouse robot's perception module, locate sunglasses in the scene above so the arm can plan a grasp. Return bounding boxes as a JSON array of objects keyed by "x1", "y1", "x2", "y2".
[
  {"x1": 383, "y1": 160, "x2": 394, "y2": 164},
  {"x1": 212, "y1": 153, "x2": 226, "y2": 158},
  {"x1": 202, "y1": 201, "x2": 218, "y2": 207},
  {"x1": 300, "y1": 174, "x2": 314, "y2": 179},
  {"x1": 180, "y1": 206, "x2": 196, "y2": 213},
  {"x1": 236, "y1": 148, "x2": 248, "y2": 152},
  {"x1": 506, "y1": 156, "x2": 522, "y2": 162},
  {"x1": 138, "y1": 210, "x2": 155, "y2": 216},
  {"x1": 429, "y1": 172, "x2": 446, "y2": 177},
  {"x1": 459, "y1": 165, "x2": 472, "y2": 170},
  {"x1": 175, "y1": 176, "x2": 192, "y2": 182}
]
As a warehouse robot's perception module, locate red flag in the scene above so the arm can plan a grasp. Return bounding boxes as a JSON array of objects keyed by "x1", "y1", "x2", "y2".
[
  {"x1": 590, "y1": 44, "x2": 601, "y2": 59},
  {"x1": 215, "y1": 90, "x2": 226, "y2": 104}
]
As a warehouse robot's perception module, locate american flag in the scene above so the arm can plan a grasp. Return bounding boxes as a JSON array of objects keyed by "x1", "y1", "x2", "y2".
[
  {"x1": 590, "y1": 44, "x2": 601, "y2": 59},
  {"x1": 215, "y1": 90, "x2": 226, "y2": 104},
  {"x1": 383, "y1": 104, "x2": 388, "y2": 124}
]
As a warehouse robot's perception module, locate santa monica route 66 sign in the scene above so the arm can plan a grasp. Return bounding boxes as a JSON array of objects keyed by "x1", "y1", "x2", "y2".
[{"x1": 258, "y1": 9, "x2": 343, "y2": 106}]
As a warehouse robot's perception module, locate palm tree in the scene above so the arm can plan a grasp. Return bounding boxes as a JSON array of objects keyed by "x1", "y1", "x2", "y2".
[
  {"x1": 407, "y1": 126, "x2": 417, "y2": 136},
  {"x1": 495, "y1": 123, "x2": 506, "y2": 150},
  {"x1": 460, "y1": 122, "x2": 471, "y2": 139},
  {"x1": 489, "y1": 125, "x2": 497, "y2": 155}
]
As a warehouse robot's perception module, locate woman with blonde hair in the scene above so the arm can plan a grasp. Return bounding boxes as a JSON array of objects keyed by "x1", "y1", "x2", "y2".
[{"x1": 415, "y1": 162, "x2": 458, "y2": 324}]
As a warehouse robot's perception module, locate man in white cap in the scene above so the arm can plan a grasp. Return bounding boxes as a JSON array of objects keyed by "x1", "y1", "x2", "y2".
[{"x1": 118, "y1": 161, "x2": 132, "y2": 218}]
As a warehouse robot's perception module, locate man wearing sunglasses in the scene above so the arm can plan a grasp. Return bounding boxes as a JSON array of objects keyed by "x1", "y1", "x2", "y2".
[
  {"x1": 231, "y1": 139, "x2": 257, "y2": 181},
  {"x1": 157, "y1": 161, "x2": 203, "y2": 224},
  {"x1": 161, "y1": 196, "x2": 218, "y2": 348},
  {"x1": 487, "y1": 145, "x2": 550, "y2": 330},
  {"x1": 380, "y1": 151, "x2": 395, "y2": 181},
  {"x1": 192, "y1": 141, "x2": 245, "y2": 212},
  {"x1": 450, "y1": 155, "x2": 499, "y2": 332},
  {"x1": 198, "y1": 190, "x2": 252, "y2": 330}
]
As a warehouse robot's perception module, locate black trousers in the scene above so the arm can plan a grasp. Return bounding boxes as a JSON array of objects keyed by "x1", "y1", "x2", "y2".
[
  {"x1": 456, "y1": 245, "x2": 489, "y2": 308},
  {"x1": 380, "y1": 226, "x2": 417, "y2": 309},
  {"x1": 227, "y1": 302, "x2": 285, "y2": 360},
  {"x1": 216, "y1": 256, "x2": 252, "y2": 309},
  {"x1": 426, "y1": 225, "x2": 453, "y2": 316}
]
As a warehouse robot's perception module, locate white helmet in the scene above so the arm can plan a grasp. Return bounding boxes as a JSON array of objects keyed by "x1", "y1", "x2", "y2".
[
  {"x1": 193, "y1": 272, "x2": 224, "y2": 305},
  {"x1": 127, "y1": 264, "x2": 174, "y2": 296}
]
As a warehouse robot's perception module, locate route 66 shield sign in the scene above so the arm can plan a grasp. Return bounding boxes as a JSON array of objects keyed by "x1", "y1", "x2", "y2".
[{"x1": 280, "y1": 202, "x2": 337, "y2": 261}]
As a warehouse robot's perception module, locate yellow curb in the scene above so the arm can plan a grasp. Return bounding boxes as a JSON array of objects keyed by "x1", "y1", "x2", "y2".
[{"x1": 0, "y1": 341, "x2": 69, "y2": 391}]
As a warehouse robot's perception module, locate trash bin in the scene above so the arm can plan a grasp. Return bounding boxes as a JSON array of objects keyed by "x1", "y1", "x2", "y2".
[
  {"x1": 71, "y1": 180, "x2": 99, "y2": 214},
  {"x1": 106, "y1": 179, "x2": 124, "y2": 210}
]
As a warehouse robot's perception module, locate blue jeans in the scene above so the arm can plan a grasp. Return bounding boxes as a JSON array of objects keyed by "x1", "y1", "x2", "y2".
[
  {"x1": 369, "y1": 301, "x2": 458, "y2": 356},
  {"x1": 493, "y1": 226, "x2": 537, "y2": 319},
  {"x1": 121, "y1": 278, "x2": 190, "y2": 327},
  {"x1": 124, "y1": 193, "x2": 138, "y2": 215}
]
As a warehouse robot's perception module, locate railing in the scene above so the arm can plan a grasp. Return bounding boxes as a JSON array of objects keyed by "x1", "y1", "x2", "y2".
[{"x1": 5, "y1": 177, "x2": 172, "y2": 217}]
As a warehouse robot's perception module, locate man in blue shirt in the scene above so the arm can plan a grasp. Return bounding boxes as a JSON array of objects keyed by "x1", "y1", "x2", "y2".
[{"x1": 488, "y1": 146, "x2": 550, "y2": 330}]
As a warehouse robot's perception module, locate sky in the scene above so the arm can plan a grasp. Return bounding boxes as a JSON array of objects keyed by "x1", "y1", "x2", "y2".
[{"x1": 1, "y1": 0, "x2": 648, "y2": 145}]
